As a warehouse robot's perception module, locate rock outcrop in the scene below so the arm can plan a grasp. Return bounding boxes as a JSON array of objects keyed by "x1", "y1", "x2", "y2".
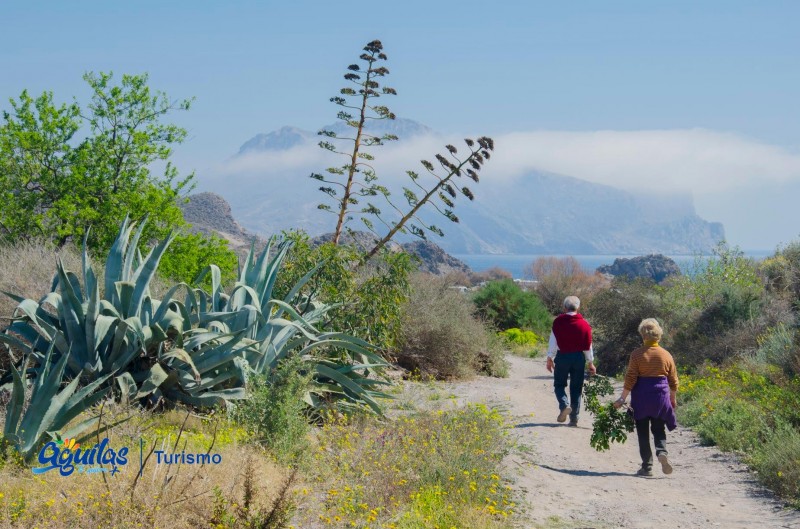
[{"x1": 596, "y1": 254, "x2": 682, "y2": 283}]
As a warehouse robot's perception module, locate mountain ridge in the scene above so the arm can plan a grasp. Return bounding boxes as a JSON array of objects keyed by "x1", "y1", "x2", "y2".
[{"x1": 206, "y1": 120, "x2": 725, "y2": 255}]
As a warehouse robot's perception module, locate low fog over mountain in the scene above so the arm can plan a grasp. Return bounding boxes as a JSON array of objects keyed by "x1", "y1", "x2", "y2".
[{"x1": 201, "y1": 118, "x2": 724, "y2": 255}]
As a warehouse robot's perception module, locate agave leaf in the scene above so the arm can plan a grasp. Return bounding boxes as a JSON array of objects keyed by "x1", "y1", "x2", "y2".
[
  {"x1": 114, "y1": 281, "x2": 135, "y2": 319},
  {"x1": 0, "y1": 334, "x2": 30, "y2": 363},
  {"x1": 3, "y1": 360, "x2": 27, "y2": 441},
  {"x1": 161, "y1": 348, "x2": 201, "y2": 382},
  {"x1": 116, "y1": 372, "x2": 138, "y2": 405},
  {"x1": 135, "y1": 364, "x2": 170, "y2": 399},
  {"x1": 129, "y1": 230, "x2": 174, "y2": 317},
  {"x1": 259, "y1": 239, "x2": 291, "y2": 310},
  {"x1": 105, "y1": 215, "x2": 134, "y2": 300},
  {"x1": 123, "y1": 215, "x2": 148, "y2": 281},
  {"x1": 152, "y1": 282, "x2": 191, "y2": 323},
  {"x1": 314, "y1": 364, "x2": 383, "y2": 415},
  {"x1": 276, "y1": 261, "x2": 324, "y2": 318}
]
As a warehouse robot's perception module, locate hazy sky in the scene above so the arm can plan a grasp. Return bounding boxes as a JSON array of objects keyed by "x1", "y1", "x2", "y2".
[{"x1": 2, "y1": 1, "x2": 799, "y2": 250}]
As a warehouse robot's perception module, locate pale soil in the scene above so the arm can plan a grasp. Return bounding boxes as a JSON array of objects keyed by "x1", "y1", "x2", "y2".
[{"x1": 440, "y1": 355, "x2": 800, "y2": 529}]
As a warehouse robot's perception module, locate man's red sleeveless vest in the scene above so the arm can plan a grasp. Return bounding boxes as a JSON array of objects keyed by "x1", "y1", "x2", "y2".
[{"x1": 552, "y1": 313, "x2": 592, "y2": 352}]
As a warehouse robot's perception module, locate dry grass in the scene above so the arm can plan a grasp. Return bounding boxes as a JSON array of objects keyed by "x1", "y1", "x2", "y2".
[
  {"x1": 0, "y1": 408, "x2": 292, "y2": 529},
  {"x1": 0, "y1": 240, "x2": 82, "y2": 326}
]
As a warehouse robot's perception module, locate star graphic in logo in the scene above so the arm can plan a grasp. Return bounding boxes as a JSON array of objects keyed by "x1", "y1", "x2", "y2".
[{"x1": 109, "y1": 466, "x2": 120, "y2": 476}]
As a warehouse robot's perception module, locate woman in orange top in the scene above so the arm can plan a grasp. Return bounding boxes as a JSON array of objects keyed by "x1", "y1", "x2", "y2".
[{"x1": 614, "y1": 318, "x2": 679, "y2": 477}]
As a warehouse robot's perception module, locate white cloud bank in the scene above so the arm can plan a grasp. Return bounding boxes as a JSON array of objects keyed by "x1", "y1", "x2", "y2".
[
  {"x1": 207, "y1": 128, "x2": 800, "y2": 249},
  {"x1": 217, "y1": 128, "x2": 800, "y2": 196},
  {"x1": 490, "y1": 129, "x2": 800, "y2": 194}
]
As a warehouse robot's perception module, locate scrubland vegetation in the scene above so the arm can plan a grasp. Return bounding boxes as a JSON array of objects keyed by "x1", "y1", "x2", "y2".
[{"x1": 3, "y1": 36, "x2": 800, "y2": 529}]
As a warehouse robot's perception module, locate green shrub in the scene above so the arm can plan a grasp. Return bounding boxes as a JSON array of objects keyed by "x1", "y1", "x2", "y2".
[
  {"x1": 472, "y1": 279, "x2": 551, "y2": 334},
  {"x1": 232, "y1": 356, "x2": 312, "y2": 463},
  {"x1": 498, "y1": 328, "x2": 540, "y2": 346},
  {"x1": 498, "y1": 328, "x2": 542, "y2": 358},
  {"x1": 754, "y1": 323, "x2": 800, "y2": 375},
  {"x1": 159, "y1": 231, "x2": 239, "y2": 285},
  {"x1": 396, "y1": 274, "x2": 507, "y2": 379},
  {"x1": 273, "y1": 231, "x2": 413, "y2": 352},
  {"x1": 749, "y1": 425, "x2": 800, "y2": 505},
  {"x1": 584, "y1": 277, "x2": 664, "y2": 375}
]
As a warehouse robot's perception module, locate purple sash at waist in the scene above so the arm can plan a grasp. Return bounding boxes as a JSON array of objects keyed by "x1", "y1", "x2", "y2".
[{"x1": 630, "y1": 376, "x2": 677, "y2": 431}]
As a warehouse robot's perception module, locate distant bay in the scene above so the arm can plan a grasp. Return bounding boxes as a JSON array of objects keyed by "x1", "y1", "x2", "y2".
[{"x1": 453, "y1": 252, "x2": 773, "y2": 280}]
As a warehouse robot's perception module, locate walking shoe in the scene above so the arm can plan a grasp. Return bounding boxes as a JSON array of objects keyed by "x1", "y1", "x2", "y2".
[
  {"x1": 557, "y1": 406, "x2": 572, "y2": 423},
  {"x1": 636, "y1": 467, "x2": 653, "y2": 477},
  {"x1": 658, "y1": 454, "x2": 673, "y2": 475},
  {"x1": 568, "y1": 419, "x2": 579, "y2": 427}
]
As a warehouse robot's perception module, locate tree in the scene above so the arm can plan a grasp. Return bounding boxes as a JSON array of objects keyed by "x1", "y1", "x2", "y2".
[
  {"x1": 0, "y1": 72, "x2": 237, "y2": 282},
  {"x1": 525, "y1": 256, "x2": 607, "y2": 314},
  {"x1": 310, "y1": 40, "x2": 494, "y2": 259}
]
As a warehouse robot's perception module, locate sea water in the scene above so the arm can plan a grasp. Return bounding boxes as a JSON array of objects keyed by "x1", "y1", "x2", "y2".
[{"x1": 453, "y1": 252, "x2": 773, "y2": 280}]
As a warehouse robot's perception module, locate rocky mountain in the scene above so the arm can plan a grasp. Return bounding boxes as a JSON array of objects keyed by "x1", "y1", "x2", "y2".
[
  {"x1": 204, "y1": 120, "x2": 725, "y2": 255},
  {"x1": 310, "y1": 231, "x2": 470, "y2": 275},
  {"x1": 597, "y1": 254, "x2": 682, "y2": 283},
  {"x1": 182, "y1": 195, "x2": 470, "y2": 275},
  {"x1": 237, "y1": 118, "x2": 433, "y2": 155},
  {"x1": 181, "y1": 192, "x2": 267, "y2": 250}
]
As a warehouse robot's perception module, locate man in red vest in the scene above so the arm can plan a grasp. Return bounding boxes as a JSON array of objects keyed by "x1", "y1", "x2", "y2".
[{"x1": 546, "y1": 295, "x2": 596, "y2": 426}]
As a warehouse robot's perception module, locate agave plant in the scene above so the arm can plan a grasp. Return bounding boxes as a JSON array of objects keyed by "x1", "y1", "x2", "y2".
[
  {"x1": 188, "y1": 239, "x2": 393, "y2": 413},
  {"x1": 1, "y1": 217, "x2": 198, "y2": 402},
  {"x1": 2, "y1": 345, "x2": 115, "y2": 462}
]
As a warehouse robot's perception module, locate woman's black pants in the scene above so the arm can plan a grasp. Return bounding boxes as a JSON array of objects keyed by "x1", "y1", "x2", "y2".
[{"x1": 635, "y1": 417, "x2": 667, "y2": 470}]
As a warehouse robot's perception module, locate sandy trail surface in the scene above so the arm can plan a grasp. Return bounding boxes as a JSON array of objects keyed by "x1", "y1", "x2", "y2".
[{"x1": 442, "y1": 355, "x2": 800, "y2": 529}]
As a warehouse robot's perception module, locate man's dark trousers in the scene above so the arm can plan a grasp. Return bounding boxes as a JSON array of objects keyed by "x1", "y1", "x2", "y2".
[{"x1": 553, "y1": 352, "x2": 585, "y2": 421}]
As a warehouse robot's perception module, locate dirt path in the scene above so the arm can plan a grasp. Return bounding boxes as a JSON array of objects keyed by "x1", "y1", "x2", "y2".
[{"x1": 443, "y1": 355, "x2": 800, "y2": 529}]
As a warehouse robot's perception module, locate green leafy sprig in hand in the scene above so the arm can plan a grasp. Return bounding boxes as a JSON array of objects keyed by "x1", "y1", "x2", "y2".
[{"x1": 583, "y1": 375, "x2": 635, "y2": 452}]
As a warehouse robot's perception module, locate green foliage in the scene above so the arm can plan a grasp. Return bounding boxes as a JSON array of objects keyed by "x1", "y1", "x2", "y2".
[
  {"x1": 472, "y1": 279, "x2": 552, "y2": 334},
  {"x1": 273, "y1": 231, "x2": 413, "y2": 352},
  {"x1": 2, "y1": 217, "x2": 393, "y2": 463},
  {"x1": 0, "y1": 72, "x2": 192, "y2": 250},
  {"x1": 498, "y1": 328, "x2": 540, "y2": 346},
  {"x1": 232, "y1": 356, "x2": 312, "y2": 464},
  {"x1": 585, "y1": 277, "x2": 664, "y2": 375},
  {"x1": 754, "y1": 323, "x2": 800, "y2": 375},
  {"x1": 582, "y1": 375, "x2": 635, "y2": 452},
  {"x1": 498, "y1": 327, "x2": 541, "y2": 358},
  {"x1": 0, "y1": 71, "x2": 235, "y2": 288},
  {"x1": 159, "y1": 232, "x2": 238, "y2": 285},
  {"x1": 396, "y1": 274, "x2": 507, "y2": 379},
  {"x1": 749, "y1": 425, "x2": 800, "y2": 505},
  {"x1": 678, "y1": 364, "x2": 800, "y2": 504}
]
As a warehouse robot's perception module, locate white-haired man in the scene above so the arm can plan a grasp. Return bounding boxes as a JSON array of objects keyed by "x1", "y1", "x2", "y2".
[{"x1": 546, "y1": 295, "x2": 596, "y2": 426}]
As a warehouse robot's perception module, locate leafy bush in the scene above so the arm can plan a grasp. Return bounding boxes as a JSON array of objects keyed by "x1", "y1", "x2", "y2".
[
  {"x1": 498, "y1": 328, "x2": 541, "y2": 358},
  {"x1": 754, "y1": 323, "x2": 800, "y2": 375},
  {"x1": 584, "y1": 277, "x2": 664, "y2": 375},
  {"x1": 678, "y1": 364, "x2": 800, "y2": 504},
  {"x1": 159, "y1": 231, "x2": 239, "y2": 285},
  {"x1": 232, "y1": 356, "x2": 312, "y2": 463},
  {"x1": 525, "y1": 256, "x2": 608, "y2": 314},
  {"x1": 273, "y1": 231, "x2": 413, "y2": 352},
  {"x1": 749, "y1": 425, "x2": 800, "y2": 505},
  {"x1": 396, "y1": 274, "x2": 507, "y2": 379},
  {"x1": 472, "y1": 279, "x2": 552, "y2": 334},
  {"x1": 498, "y1": 328, "x2": 539, "y2": 346}
]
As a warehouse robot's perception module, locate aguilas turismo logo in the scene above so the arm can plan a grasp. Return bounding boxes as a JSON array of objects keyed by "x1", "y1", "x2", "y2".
[{"x1": 32, "y1": 437, "x2": 129, "y2": 477}]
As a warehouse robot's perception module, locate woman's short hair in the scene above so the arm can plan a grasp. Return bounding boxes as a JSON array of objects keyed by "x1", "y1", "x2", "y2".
[
  {"x1": 638, "y1": 318, "x2": 663, "y2": 342},
  {"x1": 563, "y1": 296, "x2": 580, "y2": 312}
]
